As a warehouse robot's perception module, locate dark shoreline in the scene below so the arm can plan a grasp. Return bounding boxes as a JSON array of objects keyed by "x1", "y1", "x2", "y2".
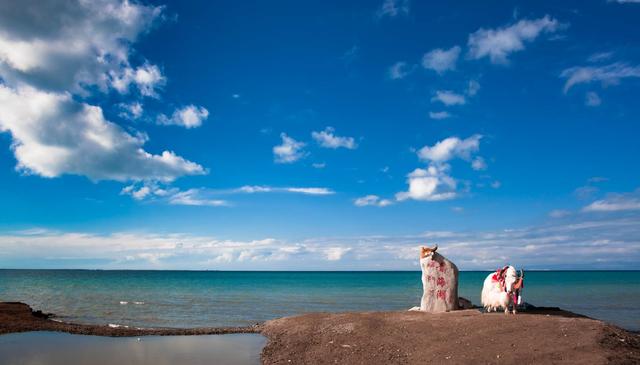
[{"x1": 0, "y1": 302, "x2": 261, "y2": 337}]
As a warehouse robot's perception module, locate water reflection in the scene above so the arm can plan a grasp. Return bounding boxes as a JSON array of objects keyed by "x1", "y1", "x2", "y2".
[{"x1": 0, "y1": 332, "x2": 265, "y2": 365}]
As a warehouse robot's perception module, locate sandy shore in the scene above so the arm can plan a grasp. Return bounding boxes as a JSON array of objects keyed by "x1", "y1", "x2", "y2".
[{"x1": 1, "y1": 302, "x2": 638, "y2": 364}]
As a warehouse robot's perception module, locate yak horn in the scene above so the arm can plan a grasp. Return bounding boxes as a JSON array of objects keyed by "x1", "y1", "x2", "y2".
[
  {"x1": 432, "y1": 244, "x2": 438, "y2": 252},
  {"x1": 520, "y1": 269, "x2": 525, "y2": 279}
]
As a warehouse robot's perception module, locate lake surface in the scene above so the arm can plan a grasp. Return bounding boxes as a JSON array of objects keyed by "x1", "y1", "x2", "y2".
[
  {"x1": 0, "y1": 332, "x2": 265, "y2": 365},
  {"x1": 0, "y1": 270, "x2": 638, "y2": 331}
]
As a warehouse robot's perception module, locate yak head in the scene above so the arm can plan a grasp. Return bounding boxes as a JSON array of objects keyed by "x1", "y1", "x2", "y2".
[
  {"x1": 420, "y1": 245, "x2": 438, "y2": 259},
  {"x1": 503, "y1": 266, "x2": 525, "y2": 293}
]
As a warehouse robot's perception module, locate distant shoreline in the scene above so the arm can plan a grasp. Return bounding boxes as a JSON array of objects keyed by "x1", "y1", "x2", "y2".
[{"x1": 1, "y1": 301, "x2": 639, "y2": 364}]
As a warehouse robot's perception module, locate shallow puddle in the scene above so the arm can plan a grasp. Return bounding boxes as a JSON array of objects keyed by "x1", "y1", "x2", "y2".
[{"x1": 0, "y1": 331, "x2": 265, "y2": 365}]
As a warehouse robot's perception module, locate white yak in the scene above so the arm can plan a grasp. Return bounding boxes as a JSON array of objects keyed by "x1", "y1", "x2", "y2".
[{"x1": 481, "y1": 266, "x2": 524, "y2": 314}]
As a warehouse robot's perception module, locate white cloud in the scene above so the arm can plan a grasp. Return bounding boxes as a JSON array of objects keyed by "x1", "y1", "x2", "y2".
[
  {"x1": 549, "y1": 209, "x2": 571, "y2": 218},
  {"x1": 467, "y1": 16, "x2": 561, "y2": 64},
  {"x1": 237, "y1": 185, "x2": 334, "y2": 195},
  {"x1": 583, "y1": 190, "x2": 640, "y2": 212},
  {"x1": 311, "y1": 127, "x2": 357, "y2": 149},
  {"x1": 0, "y1": 0, "x2": 164, "y2": 94},
  {"x1": 387, "y1": 135, "x2": 485, "y2": 203},
  {"x1": 121, "y1": 183, "x2": 335, "y2": 205},
  {"x1": 609, "y1": 0, "x2": 640, "y2": 3},
  {"x1": 0, "y1": 85, "x2": 205, "y2": 182},
  {"x1": 395, "y1": 165, "x2": 457, "y2": 202},
  {"x1": 237, "y1": 185, "x2": 274, "y2": 193},
  {"x1": 122, "y1": 185, "x2": 152, "y2": 200},
  {"x1": 312, "y1": 162, "x2": 326, "y2": 169},
  {"x1": 376, "y1": 0, "x2": 409, "y2": 18},
  {"x1": 121, "y1": 184, "x2": 226, "y2": 207},
  {"x1": 561, "y1": 62, "x2": 640, "y2": 93},
  {"x1": 585, "y1": 92, "x2": 602, "y2": 107},
  {"x1": 119, "y1": 102, "x2": 144, "y2": 120},
  {"x1": 325, "y1": 247, "x2": 351, "y2": 261},
  {"x1": 285, "y1": 187, "x2": 334, "y2": 195},
  {"x1": 429, "y1": 111, "x2": 452, "y2": 120},
  {"x1": 471, "y1": 156, "x2": 487, "y2": 171},
  {"x1": 422, "y1": 46, "x2": 461, "y2": 74},
  {"x1": 388, "y1": 61, "x2": 412, "y2": 80},
  {"x1": 466, "y1": 80, "x2": 481, "y2": 96},
  {"x1": 588, "y1": 52, "x2": 614, "y2": 63},
  {"x1": 431, "y1": 90, "x2": 466, "y2": 106},
  {"x1": 0, "y1": 0, "x2": 207, "y2": 184},
  {"x1": 273, "y1": 133, "x2": 306, "y2": 163},
  {"x1": 491, "y1": 180, "x2": 501, "y2": 189},
  {"x1": 354, "y1": 195, "x2": 394, "y2": 207},
  {"x1": 110, "y1": 63, "x2": 166, "y2": 98},
  {"x1": 168, "y1": 189, "x2": 228, "y2": 207},
  {"x1": 157, "y1": 105, "x2": 209, "y2": 128},
  {"x1": 417, "y1": 135, "x2": 482, "y2": 163},
  {"x1": 2, "y1": 212, "x2": 639, "y2": 270}
]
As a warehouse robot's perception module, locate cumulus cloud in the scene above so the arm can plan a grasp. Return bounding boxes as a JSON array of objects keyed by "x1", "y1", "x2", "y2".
[
  {"x1": 422, "y1": 46, "x2": 461, "y2": 74},
  {"x1": 429, "y1": 111, "x2": 452, "y2": 120},
  {"x1": 467, "y1": 16, "x2": 562, "y2": 64},
  {"x1": 110, "y1": 63, "x2": 166, "y2": 98},
  {"x1": 417, "y1": 135, "x2": 482, "y2": 163},
  {"x1": 376, "y1": 0, "x2": 409, "y2": 18},
  {"x1": 157, "y1": 105, "x2": 210, "y2": 128},
  {"x1": 0, "y1": 0, "x2": 163, "y2": 94},
  {"x1": 395, "y1": 165, "x2": 457, "y2": 202},
  {"x1": 273, "y1": 133, "x2": 306, "y2": 163},
  {"x1": 561, "y1": 62, "x2": 640, "y2": 93},
  {"x1": 354, "y1": 195, "x2": 394, "y2": 207},
  {"x1": 311, "y1": 127, "x2": 357, "y2": 149},
  {"x1": 118, "y1": 102, "x2": 143, "y2": 120},
  {"x1": 0, "y1": 0, "x2": 207, "y2": 185},
  {"x1": 0, "y1": 86, "x2": 205, "y2": 181},
  {"x1": 431, "y1": 90, "x2": 466, "y2": 106},
  {"x1": 583, "y1": 189, "x2": 640, "y2": 212},
  {"x1": 388, "y1": 61, "x2": 412, "y2": 80}
]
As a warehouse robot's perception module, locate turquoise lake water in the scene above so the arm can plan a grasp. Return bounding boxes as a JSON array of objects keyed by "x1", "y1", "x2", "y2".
[{"x1": 0, "y1": 270, "x2": 638, "y2": 331}]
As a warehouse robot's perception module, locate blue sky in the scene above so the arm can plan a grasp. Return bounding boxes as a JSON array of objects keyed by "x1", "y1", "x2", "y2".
[{"x1": 0, "y1": 0, "x2": 639, "y2": 270}]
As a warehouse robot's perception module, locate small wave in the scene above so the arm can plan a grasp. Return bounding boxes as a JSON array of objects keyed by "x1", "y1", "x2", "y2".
[
  {"x1": 133, "y1": 301, "x2": 144, "y2": 305},
  {"x1": 119, "y1": 301, "x2": 128, "y2": 305},
  {"x1": 108, "y1": 323, "x2": 129, "y2": 328}
]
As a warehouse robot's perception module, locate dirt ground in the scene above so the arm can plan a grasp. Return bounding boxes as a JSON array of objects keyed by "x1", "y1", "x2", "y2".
[
  {"x1": 2, "y1": 301, "x2": 639, "y2": 364},
  {"x1": 260, "y1": 309, "x2": 640, "y2": 365}
]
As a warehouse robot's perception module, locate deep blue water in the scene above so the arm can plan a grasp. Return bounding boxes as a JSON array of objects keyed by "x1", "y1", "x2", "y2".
[{"x1": 0, "y1": 270, "x2": 638, "y2": 331}]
